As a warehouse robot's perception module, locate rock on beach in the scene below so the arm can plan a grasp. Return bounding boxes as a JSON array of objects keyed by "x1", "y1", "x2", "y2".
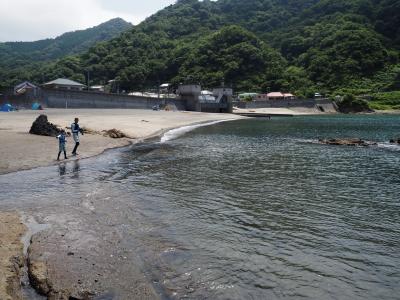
[{"x1": 29, "y1": 114, "x2": 61, "y2": 137}]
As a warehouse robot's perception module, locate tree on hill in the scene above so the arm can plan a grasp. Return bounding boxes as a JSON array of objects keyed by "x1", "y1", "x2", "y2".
[
  {"x1": 296, "y1": 19, "x2": 388, "y2": 87},
  {"x1": 174, "y1": 25, "x2": 286, "y2": 91}
]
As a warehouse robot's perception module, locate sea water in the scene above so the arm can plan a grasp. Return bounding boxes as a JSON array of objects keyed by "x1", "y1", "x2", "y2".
[{"x1": 0, "y1": 115, "x2": 399, "y2": 299}]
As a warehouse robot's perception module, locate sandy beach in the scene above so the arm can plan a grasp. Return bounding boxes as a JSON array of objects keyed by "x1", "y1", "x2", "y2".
[{"x1": 0, "y1": 108, "x2": 244, "y2": 175}]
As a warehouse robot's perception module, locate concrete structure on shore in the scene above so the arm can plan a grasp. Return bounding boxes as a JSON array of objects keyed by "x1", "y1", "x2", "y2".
[
  {"x1": 44, "y1": 88, "x2": 187, "y2": 110},
  {"x1": 177, "y1": 84, "x2": 233, "y2": 113},
  {"x1": 177, "y1": 84, "x2": 201, "y2": 111},
  {"x1": 1, "y1": 83, "x2": 233, "y2": 113},
  {"x1": 1, "y1": 83, "x2": 336, "y2": 114}
]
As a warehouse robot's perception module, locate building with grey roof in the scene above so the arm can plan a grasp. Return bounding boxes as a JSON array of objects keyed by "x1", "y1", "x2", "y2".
[{"x1": 42, "y1": 78, "x2": 86, "y2": 91}]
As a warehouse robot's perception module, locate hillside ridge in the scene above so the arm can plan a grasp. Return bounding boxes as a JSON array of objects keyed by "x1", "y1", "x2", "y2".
[{"x1": 1, "y1": 0, "x2": 399, "y2": 98}]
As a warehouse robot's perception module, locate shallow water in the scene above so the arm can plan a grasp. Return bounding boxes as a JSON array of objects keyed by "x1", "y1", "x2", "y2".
[{"x1": 1, "y1": 115, "x2": 400, "y2": 299}]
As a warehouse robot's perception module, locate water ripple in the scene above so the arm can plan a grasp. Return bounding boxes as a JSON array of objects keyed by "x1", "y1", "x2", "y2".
[{"x1": 1, "y1": 115, "x2": 400, "y2": 299}]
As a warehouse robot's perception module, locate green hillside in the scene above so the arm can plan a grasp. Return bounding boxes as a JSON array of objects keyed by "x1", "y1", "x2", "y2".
[
  {"x1": 0, "y1": 18, "x2": 132, "y2": 67},
  {"x1": 1, "y1": 0, "x2": 399, "y2": 101}
]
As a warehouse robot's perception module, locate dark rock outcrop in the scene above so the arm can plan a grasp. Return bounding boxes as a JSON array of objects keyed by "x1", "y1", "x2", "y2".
[
  {"x1": 389, "y1": 139, "x2": 400, "y2": 144},
  {"x1": 319, "y1": 138, "x2": 377, "y2": 147},
  {"x1": 29, "y1": 115, "x2": 61, "y2": 137}
]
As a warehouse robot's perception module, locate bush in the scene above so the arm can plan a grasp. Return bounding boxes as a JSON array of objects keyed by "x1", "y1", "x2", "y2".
[
  {"x1": 243, "y1": 95, "x2": 254, "y2": 102},
  {"x1": 337, "y1": 94, "x2": 372, "y2": 113}
]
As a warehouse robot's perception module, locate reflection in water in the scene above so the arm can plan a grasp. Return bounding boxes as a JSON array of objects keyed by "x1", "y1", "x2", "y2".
[
  {"x1": 57, "y1": 160, "x2": 80, "y2": 178},
  {"x1": 58, "y1": 163, "x2": 66, "y2": 176},
  {"x1": 72, "y1": 160, "x2": 80, "y2": 178}
]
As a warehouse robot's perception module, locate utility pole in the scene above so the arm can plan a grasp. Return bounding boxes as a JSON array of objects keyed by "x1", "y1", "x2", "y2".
[{"x1": 86, "y1": 70, "x2": 90, "y2": 91}]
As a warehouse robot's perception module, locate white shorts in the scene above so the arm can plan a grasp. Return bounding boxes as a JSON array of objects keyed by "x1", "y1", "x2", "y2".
[{"x1": 73, "y1": 133, "x2": 80, "y2": 143}]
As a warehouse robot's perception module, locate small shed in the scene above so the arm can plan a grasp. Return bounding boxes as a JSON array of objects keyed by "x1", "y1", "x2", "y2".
[
  {"x1": 42, "y1": 78, "x2": 86, "y2": 91},
  {"x1": 14, "y1": 81, "x2": 38, "y2": 95}
]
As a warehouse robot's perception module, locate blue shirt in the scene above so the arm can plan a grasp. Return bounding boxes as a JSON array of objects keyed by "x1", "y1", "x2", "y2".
[
  {"x1": 57, "y1": 134, "x2": 66, "y2": 144},
  {"x1": 71, "y1": 123, "x2": 81, "y2": 134}
]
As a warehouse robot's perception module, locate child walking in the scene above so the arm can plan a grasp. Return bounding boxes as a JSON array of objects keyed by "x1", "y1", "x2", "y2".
[{"x1": 56, "y1": 129, "x2": 68, "y2": 160}]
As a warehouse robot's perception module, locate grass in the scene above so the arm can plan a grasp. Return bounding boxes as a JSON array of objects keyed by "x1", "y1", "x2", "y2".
[{"x1": 368, "y1": 91, "x2": 400, "y2": 110}]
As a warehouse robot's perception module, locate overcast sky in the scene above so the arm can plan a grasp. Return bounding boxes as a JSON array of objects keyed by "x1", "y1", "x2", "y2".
[{"x1": 0, "y1": 0, "x2": 177, "y2": 42}]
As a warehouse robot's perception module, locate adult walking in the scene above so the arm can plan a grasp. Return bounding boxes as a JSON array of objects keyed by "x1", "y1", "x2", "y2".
[{"x1": 71, "y1": 117, "x2": 83, "y2": 156}]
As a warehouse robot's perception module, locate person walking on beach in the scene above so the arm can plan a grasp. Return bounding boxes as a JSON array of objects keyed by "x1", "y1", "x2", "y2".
[
  {"x1": 56, "y1": 129, "x2": 68, "y2": 161},
  {"x1": 71, "y1": 117, "x2": 83, "y2": 156}
]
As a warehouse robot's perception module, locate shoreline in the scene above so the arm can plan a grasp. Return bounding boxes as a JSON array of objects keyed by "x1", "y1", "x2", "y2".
[
  {"x1": 0, "y1": 109, "x2": 245, "y2": 175},
  {"x1": 0, "y1": 118, "x2": 242, "y2": 177},
  {"x1": 373, "y1": 109, "x2": 400, "y2": 114},
  {"x1": 0, "y1": 138, "x2": 133, "y2": 176},
  {"x1": 0, "y1": 109, "x2": 245, "y2": 299}
]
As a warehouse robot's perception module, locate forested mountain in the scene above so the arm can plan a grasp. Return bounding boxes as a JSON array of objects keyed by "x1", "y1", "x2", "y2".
[
  {"x1": 0, "y1": 18, "x2": 132, "y2": 73},
  {"x1": 1, "y1": 0, "x2": 399, "y2": 98}
]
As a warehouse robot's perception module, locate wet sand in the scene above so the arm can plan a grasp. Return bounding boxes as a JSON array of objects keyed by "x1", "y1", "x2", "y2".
[{"x1": 0, "y1": 212, "x2": 26, "y2": 300}]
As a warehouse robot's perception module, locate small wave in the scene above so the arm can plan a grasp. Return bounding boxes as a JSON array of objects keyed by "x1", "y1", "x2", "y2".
[
  {"x1": 377, "y1": 142, "x2": 400, "y2": 151},
  {"x1": 295, "y1": 138, "x2": 319, "y2": 144},
  {"x1": 160, "y1": 120, "x2": 230, "y2": 143}
]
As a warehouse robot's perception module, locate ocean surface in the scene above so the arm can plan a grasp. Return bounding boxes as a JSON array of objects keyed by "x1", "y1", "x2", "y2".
[{"x1": 1, "y1": 114, "x2": 400, "y2": 299}]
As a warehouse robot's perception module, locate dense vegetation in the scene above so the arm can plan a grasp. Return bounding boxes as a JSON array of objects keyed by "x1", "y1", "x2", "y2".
[
  {"x1": 0, "y1": 18, "x2": 132, "y2": 87},
  {"x1": 1, "y1": 0, "x2": 399, "y2": 107}
]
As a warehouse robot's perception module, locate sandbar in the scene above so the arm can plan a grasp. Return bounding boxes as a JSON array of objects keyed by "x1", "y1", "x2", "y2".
[{"x1": 0, "y1": 108, "x2": 244, "y2": 174}]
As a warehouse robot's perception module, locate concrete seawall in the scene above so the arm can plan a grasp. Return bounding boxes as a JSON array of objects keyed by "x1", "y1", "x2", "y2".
[
  {"x1": 43, "y1": 89, "x2": 187, "y2": 110},
  {"x1": 2, "y1": 89, "x2": 337, "y2": 113}
]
